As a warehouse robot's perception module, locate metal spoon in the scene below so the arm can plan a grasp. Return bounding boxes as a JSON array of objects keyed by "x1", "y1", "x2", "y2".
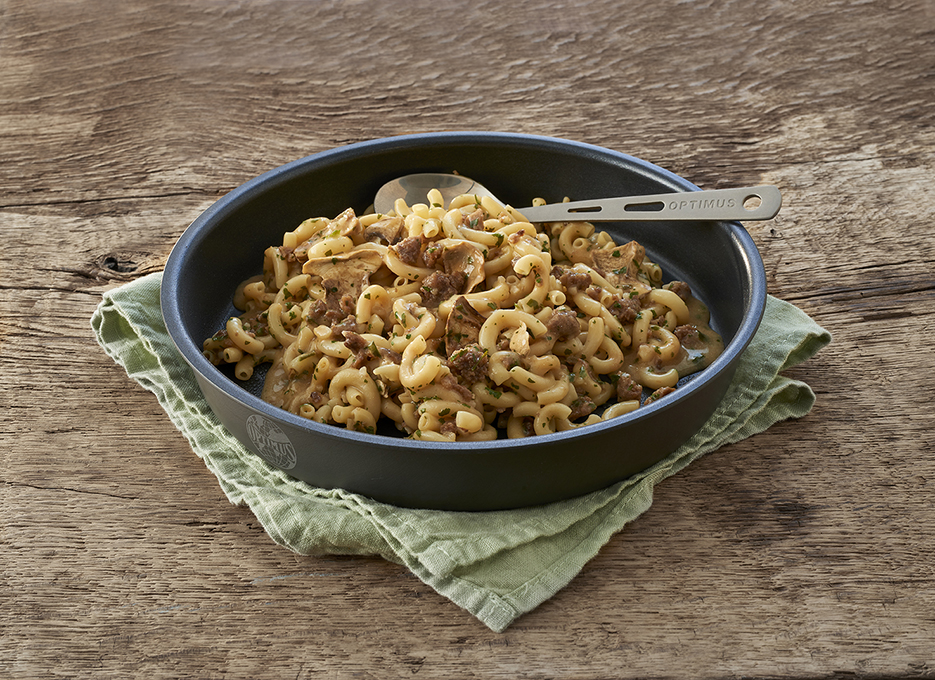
[{"x1": 373, "y1": 172, "x2": 781, "y2": 222}]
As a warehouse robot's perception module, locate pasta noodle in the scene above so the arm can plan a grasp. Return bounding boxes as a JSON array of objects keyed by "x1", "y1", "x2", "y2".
[{"x1": 203, "y1": 192, "x2": 724, "y2": 440}]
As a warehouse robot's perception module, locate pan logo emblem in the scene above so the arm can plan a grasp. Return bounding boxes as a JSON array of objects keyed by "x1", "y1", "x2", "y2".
[{"x1": 245, "y1": 415, "x2": 297, "y2": 470}]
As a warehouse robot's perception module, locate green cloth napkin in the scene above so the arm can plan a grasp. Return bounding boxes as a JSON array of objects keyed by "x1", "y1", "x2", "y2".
[{"x1": 91, "y1": 272, "x2": 830, "y2": 632}]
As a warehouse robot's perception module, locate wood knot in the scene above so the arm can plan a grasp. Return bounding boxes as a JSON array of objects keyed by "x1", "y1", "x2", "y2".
[
  {"x1": 81, "y1": 251, "x2": 163, "y2": 282},
  {"x1": 100, "y1": 254, "x2": 138, "y2": 273}
]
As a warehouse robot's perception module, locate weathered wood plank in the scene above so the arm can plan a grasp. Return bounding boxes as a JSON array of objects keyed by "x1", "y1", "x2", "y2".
[{"x1": 2, "y1": 1, "x2": 932, "y2": 205}]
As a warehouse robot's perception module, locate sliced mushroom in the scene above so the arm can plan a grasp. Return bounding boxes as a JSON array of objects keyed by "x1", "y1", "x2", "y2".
[
  {"x1": 437, "y1": 239, "x2": 486, "y2": 293},
  {"x1": 444, "y1": 296, "x2": 487, "y2": 357},
  {"x1": 302, "y1": 249, "x2": 384, "y2": 303},
  {"x1": 589, "y1": 240, "x2": 645, "y2": 288},
  {"x1": 363, "y1": 215, "x2": 406, "y2": 245},
  {"x1": 328, "y1": 208, "x2": 363, "y2": 241},
  {"x1": 294, "y1": 208, "x2": 363, "y2": 259}
]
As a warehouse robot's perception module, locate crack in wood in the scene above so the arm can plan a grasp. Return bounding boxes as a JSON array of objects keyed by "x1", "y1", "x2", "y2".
[
  {"x1": 783, "y1": 280, "x2": 935, "y2": 304},
  {"x1": 3, "y1": 480, "x2": 140, "y2": 501},
  {"x1": 0, "y1": 189, "x2": 220, "y2": 210},
  {"x1": 46, "y1": 261, "x2": 164, "y2": 284}
]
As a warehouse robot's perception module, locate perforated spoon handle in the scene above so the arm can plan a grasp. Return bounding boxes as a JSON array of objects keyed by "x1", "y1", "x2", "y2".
[{"x1": 517, "y1": 186, "x2": 782, "y2": 222}]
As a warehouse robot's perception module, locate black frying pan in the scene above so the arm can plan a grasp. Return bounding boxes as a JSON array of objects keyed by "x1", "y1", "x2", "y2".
[{"x1": 161, "y1": 132, "x2": 766, "y2": 510}]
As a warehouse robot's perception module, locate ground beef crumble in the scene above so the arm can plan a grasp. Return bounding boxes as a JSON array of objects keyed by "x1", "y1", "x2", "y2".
[
  {"x1": 615, "y1": 372, "x2": 643, "y2": 401},
  {"x1": 447, "y1": 344, "x2": 489, "y2": 385},
  {"x1": 393, "y1": 236, "x2": 423, "y2": 266},
  {"x1": 552, "y1": 265, "x2": 591, "y2": 292},
  {"x1": 546, "y1": 308, "x2": 581, "y2": 342},
  {"x1": 420, "y1": 270, "x2": 467, "y2": 308}
]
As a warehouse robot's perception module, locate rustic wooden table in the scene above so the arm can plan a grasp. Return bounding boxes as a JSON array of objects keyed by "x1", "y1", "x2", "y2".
[{"x1": 3, "y1": 0, "x2": 934, "y2": 677}]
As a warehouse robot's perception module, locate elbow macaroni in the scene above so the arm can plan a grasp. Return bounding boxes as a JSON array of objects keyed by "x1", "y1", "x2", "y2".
[{"x1": 203, "y1": 190, "x2": 724, "y2": 440}]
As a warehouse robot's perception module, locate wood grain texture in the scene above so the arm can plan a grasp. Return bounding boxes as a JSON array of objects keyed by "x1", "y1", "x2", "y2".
[{"x1": 2, "y1": 0, "x2": 934, "y2": 677}]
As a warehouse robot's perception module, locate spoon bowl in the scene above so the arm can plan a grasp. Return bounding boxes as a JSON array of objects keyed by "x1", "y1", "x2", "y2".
[
  {"x1": 374, "y1": 172, "x2": 781, "y2": 222},
  {"x1": 373, "y1": 173, "x2": 497, "y2": 214}
]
